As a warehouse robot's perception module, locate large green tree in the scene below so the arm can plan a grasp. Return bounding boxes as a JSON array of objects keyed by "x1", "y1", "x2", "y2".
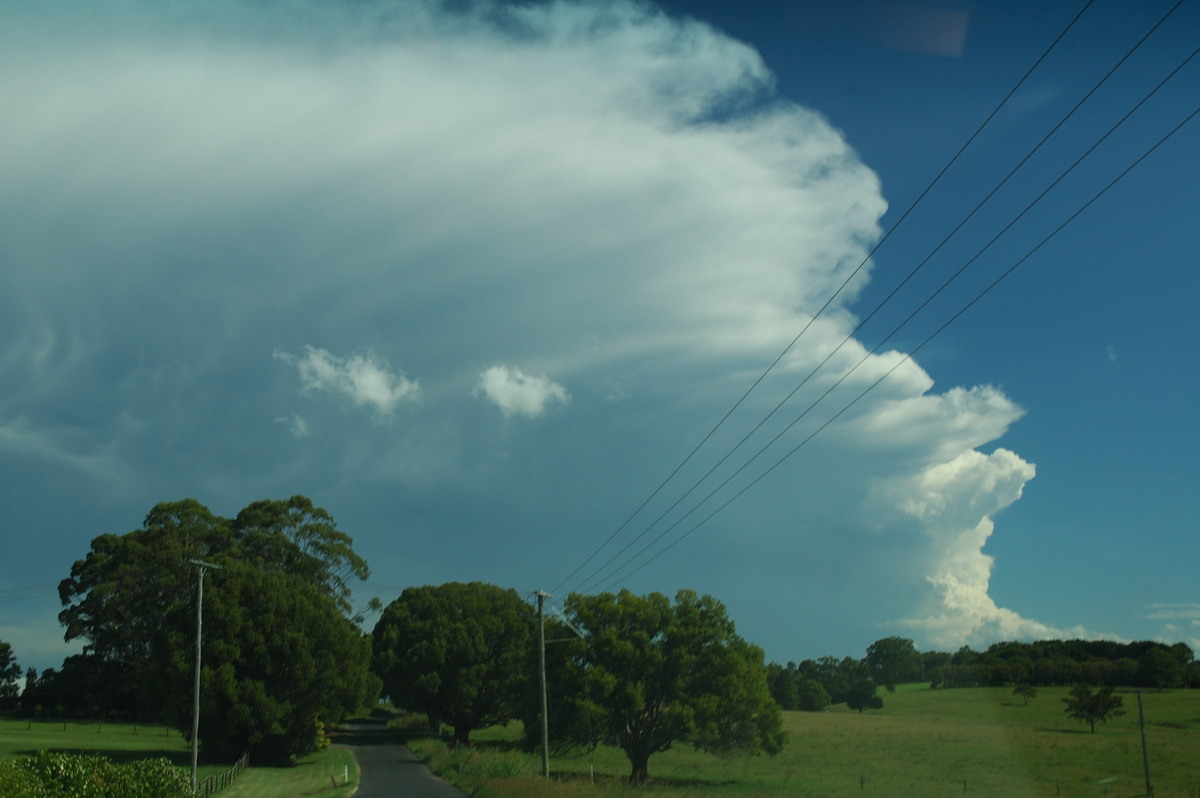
[
  {"x1": 57, "y1": 497, "x2": 377, "y2": 761},
  {"x1": 371, "y1": 582, "x2": 533, "y2": 746},
  {"x1": 550, "y1": 589, "x2": 785, "y2": 783},
  {"x1": 187, "y1": 568, "x2": 377, "y2": 761},
  {"x1": 864, "y1": 637, "x2": 922, "y2": 691}
]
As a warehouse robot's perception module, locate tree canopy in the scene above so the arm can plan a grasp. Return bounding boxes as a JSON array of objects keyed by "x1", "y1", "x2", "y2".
[
  {"x1": 0, "y1": 640, "x2": 19, "y2": 712},
  {"x1": 1062, "y1": 684, "x2": 1124, "y2": 733},
  {"x1": 845, "y1": 680, "x2": 884, "y2": 713},
  {"x1": 864, "y1": 637, "x2": 922, "y2": 691},
  {"x1": 371, "y1": 582, "x2": 533, "y2": 746},
  {"x1": 766, "y1": 662, "x2": 830, "y2": 711},
  {"x1": 55, "y1": 497, "x2": 377, "y2": 761},
  {"x1": 548, "y1": 589, "x2": 785, "y2": 783}
]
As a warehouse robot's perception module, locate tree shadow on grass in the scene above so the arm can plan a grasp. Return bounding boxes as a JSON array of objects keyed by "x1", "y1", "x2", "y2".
[{"x1": 551, "y1": 771, "x2": 737, "y2": 788}]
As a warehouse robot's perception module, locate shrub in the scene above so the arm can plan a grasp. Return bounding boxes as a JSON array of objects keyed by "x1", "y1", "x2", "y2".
[{"x1": 0, "y1": 752, "x2": 190, "y2": 798}]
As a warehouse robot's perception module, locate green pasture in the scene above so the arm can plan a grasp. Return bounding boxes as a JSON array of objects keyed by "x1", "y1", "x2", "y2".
[
  {"x1": 0, "y1": 718, "x2": 356, "y2": 797},
  {"x1": 405, "y1": 686, "x2": 1200, "y2": 798}
]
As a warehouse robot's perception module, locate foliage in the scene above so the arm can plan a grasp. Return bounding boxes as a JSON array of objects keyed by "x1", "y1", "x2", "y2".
[
  {"x1": 775, "y1": 655, "x2": 867, "y2": 705},
  {"x1": 372, "y1": 582, "x2": 533, "y2": 746},
  {"x1": 773, "y1": 638, "x2": 1197, "y2": 701},
  {"x1": 0, "y1": 640, "x2": 20, "y2": 712},
  {"x1": 928, "y1": 639, "x2": 1197, "y2": 689},
  {"x1": 186, "y1": 569, "x2": 378, "y2": 762},
  {"x1": 864, "y1": 637, "x2": 921, "y2": 691},
  {"x1": 231, "y1": 497, "x2": 369, "y2": 614},
  {"x1": 766, "y1": 663, "x2": 829, "y2": 711},
  {"x1": 18, "y1": 656, "x2": 141, "y2": 720},
  {"x1": 542, "y1": 589, "x2": 785, "y2": 783},
  {"x1": 55, "y1": 496, "x2": 378, "y2": 761},
  {"x1": 0, "y1": 751, "x2": 190, "y2": 798},
  {"x1": 1061, "y1": 684, "x2": 1124, "y2": 733},
  {"x1": 793, "y1": 677, "x2": 832, "y2": 712},
  {"x1": 845, "y1": 680, "x2": 883, "y2": 713},
  {"x1": 1012, "y1": 684, "x2": 1037, "y2": 705}
]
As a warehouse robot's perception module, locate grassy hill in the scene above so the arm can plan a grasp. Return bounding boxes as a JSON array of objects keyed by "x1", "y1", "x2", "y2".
[{"x1": 407, "y1": 685, "x2": 1200, "y2": 797}]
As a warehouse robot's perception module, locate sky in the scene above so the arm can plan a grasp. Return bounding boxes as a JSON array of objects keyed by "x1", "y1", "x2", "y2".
[{"x1": 1, "y1": 0, "x2": 1197, "y2": 673}]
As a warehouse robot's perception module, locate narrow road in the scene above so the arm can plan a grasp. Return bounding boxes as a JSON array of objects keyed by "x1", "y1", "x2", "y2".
[{"x1": 337, "y1": 721, "x2": 467, "y2": 798}]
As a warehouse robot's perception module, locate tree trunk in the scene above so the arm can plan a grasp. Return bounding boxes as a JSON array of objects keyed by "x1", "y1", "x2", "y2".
[
  {"x1": 453, "y1": 723, "x2": 472, "y2": 747},
  {"x1": 627, "y1": 750, "x2": 651, "y2": 784}
]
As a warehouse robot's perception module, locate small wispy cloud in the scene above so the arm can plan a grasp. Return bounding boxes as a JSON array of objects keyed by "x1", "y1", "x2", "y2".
[
  {"x1": 1146, "y1": 603, "x2": 1200, "y2": 620},
  {"x1": 275, "y1": 347, "x2": 420, "y2": 418},
  {"x1": 274, "y1": 414, "x2": 312, "y2": 438},
  {"x1": 477, "y1": 365, "x2": 569, "y2": 419}
]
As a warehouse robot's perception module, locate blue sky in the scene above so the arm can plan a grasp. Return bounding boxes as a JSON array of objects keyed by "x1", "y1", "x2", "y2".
[{"x1": 1, "y1": 0, "x2": 1197, "y2": 672}]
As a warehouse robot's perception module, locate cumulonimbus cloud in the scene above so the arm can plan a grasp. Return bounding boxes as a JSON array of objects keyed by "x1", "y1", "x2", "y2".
[
  {"x1": 478, "y1": 365, "x2": 570, "y2": 419},
  {"x1": 0, "y1": 0, "x2": 1108, "y2": 656}
]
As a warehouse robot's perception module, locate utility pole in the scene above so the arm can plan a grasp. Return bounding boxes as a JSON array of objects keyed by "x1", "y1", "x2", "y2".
[
  {"x1": 536, "y1": 590, "x2": 551, "y2": 779},
  {"x1": 1137, "y1": 692, "x2": 1153, "y2": 796},
  {"x1": 188, "y1": 559, "x2": 221, "y2": 791}
]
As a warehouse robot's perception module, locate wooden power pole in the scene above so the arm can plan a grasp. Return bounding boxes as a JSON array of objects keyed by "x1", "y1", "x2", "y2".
[
  {"x1": 536, "y1": 590, "x2": 551, "y2": 778},
  {"x1": 188, "y1": 559, "x2": 221, "y2": 790}
]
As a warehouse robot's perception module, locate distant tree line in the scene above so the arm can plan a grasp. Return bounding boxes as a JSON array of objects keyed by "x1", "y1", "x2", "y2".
[
  {"x1": 767, "y1": 636, "x2": 1199, "y2": 710},
  {"x1": 925, "y1": 639, "x2": 1198, "y2": 690}
]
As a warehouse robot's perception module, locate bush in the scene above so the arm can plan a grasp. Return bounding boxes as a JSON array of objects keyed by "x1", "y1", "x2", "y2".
[{"x1": 0, "y1": 752, "x2": 190, "y2": 798}]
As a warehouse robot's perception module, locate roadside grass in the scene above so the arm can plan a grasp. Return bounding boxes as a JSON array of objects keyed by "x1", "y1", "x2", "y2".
[
  {"x1": 403, "y1": 686, "x2": 1200, "y2": 798},
  {"x1": 217, "y1": 747, "x2": 357, "y2": 798},
  {"x1": 0, "y1": 718, "x2": 356, "y2": 797}
]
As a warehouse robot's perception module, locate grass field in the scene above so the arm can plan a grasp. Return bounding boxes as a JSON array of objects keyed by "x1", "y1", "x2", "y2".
[
  {"x1": 405, "y1": 686, "x2": 1200, "y2": 798},
  {"x1": 0, "y1": 718, "x2": 356, "y2": 797}
]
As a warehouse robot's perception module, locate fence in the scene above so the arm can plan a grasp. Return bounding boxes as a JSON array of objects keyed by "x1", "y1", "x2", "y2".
[{"x1": 194, "y1": 752, "x2": 249, "y2": 797}]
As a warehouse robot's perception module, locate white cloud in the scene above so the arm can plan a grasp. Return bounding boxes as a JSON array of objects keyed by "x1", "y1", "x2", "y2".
[
  {"x1": 275, "y1": 347, "x2": 420, "y2": 418},
  {"x1": 1146, "y1": 603, "x2": 1200, "y2": 620},
  {"x1": 870, "y1": 448, "x2": 1059, "y2": 646},
  {"x1": 274, "y1": 414, "x2": 312, "y2": 438},
  {"x1": 478, "y1": 365, "x2": 570, "y2": 419},
  {"x1": 0, "y1": 0, "x2": 1101, "y2": 657}
]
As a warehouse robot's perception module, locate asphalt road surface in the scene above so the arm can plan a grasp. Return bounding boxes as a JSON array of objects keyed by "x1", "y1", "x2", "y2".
[{"x1": 338, "y1": 721, "x2": 466, "y2": 798}]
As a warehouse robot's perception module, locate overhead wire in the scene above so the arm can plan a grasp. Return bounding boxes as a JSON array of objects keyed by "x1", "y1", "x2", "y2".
[
  {"x1": 567, "y1": 1, "x2": 1188, "y2": 594},
  {"x1": 0, "y1": 582, "x2": 62, "y2": 602},
  {"x1": 604, "y1": 104, "x2": 1198, "y2": 588},
  {"x1": 550, "y1": 0, "x2": 1100, "y2": 596},
  {"x1": 568, "y1": 5, "x2": 1198, "y2": 594}
]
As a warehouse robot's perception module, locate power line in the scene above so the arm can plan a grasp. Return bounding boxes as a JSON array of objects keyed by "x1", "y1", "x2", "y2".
[
  {"x1": 0, "y1": 582, "x2": 62, "y2": 602},
  {"x1": 599, "y1": 104, "x2": 1198, "y2": 590},
  {"x1": 551, "y1": 0, "x2": 1099, "y2": 596},
  {"x1": 568, "y1": 11, "x2": 1197, "y2": 596}
]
